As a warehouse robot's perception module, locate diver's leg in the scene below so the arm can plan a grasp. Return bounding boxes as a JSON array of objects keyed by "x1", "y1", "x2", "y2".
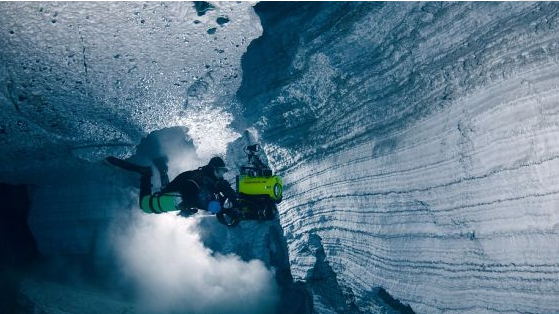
[
  {"x1": 106, "y1": 157, "x2": 152, "y2": 174},
  {"x1": 139, "y1": 171, "x2": 153, "y2": 200},
  {"x1": 106, "y1": 157, "x2": 152, "y2": 205},
  {"x1": 152, "y1": 156, "x2": 169, "y2": 187},
  {"x1": 177, "y1": 181, "x2": 200, "y2": 217}
]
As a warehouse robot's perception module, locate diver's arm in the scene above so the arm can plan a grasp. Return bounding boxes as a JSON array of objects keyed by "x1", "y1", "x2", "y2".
[{"x1": 215, "y1": 179, "x2": 237, "y2": 201}]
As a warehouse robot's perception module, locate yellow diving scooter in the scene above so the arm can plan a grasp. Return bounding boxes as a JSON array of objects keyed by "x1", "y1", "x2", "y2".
[{"x1": 216, "y1": 144, "x2": 283, "y2": 227}]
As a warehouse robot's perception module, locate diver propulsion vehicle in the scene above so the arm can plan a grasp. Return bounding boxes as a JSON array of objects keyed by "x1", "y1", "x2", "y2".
[
  {"x1": 137, "y1": 144, "x2": 283, "y2": 227},
  {"x1": 216, "y1": 144, "x2": 283, "y2": 226}
]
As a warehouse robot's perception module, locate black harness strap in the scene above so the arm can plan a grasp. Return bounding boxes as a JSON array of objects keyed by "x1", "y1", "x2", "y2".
[
  {"x1": 187, "y1": 179, "x2": 201, "y2": 190},
  {"x1": 156, "y1": 193, "x2": 164, "y2": 212},
  {"x1": 149, "y1": 194, "x2": 159, "y2": 214}
]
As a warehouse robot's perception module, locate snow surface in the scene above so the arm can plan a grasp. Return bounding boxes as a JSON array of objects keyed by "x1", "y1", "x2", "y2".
[{"x1": 2, "y1": 2, "x2": 559, "y2": 314}]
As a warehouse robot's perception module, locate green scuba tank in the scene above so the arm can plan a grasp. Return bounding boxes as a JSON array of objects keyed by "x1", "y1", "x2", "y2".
[{"x1": 140, "y1": 193, "x2": 182, "y2": 214}]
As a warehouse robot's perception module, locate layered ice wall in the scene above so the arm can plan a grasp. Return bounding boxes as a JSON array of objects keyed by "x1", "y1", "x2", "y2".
[
  {"x1": 3, "y1": 2, "x2": 559, "y2": 314},
  {"x1": 238, "y1": 2, "x2": 559, "y2": 314}
]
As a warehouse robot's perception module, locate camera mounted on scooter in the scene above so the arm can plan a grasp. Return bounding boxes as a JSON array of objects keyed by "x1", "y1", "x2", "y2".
[{"x1": 241, "y1": 144, "x2": 273, "y2": 177}]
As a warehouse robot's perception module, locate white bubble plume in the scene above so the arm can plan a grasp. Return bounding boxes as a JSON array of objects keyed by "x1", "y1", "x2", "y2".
[{"x1": 112, "y1": 213, "x2": 279, "y2": 314}]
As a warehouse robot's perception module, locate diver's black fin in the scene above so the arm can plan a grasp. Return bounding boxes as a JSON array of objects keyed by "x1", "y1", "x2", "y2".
[{"x1": 106, "y1": 156, "x2": 151, "y2": 174}]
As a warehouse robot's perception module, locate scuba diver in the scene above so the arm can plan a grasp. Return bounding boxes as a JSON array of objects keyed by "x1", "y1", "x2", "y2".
[
  {"x1": 107, "y1": 143, "x2": 283, "y2": 227},
  {"x1": 106, "y1": 155, "x2": 237, "y2": 217}
]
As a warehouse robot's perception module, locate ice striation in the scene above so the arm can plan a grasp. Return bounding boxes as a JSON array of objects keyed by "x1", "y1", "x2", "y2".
[
  {"x1": 238, "y1": 2, "x2": 559, "y2": 314},
  {"x1": 2, "y1": 2, "x2": 559, "y2": 314}
]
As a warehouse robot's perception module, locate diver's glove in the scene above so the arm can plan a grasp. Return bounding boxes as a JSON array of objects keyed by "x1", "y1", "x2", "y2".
[{"x1": 207, "y1": 201, "x2": 222, "y2": 214}]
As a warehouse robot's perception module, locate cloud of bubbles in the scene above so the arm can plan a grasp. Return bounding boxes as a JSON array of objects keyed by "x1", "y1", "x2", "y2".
[{"x1": 111, "y1": 212, "x2": 279, "y2": 314}]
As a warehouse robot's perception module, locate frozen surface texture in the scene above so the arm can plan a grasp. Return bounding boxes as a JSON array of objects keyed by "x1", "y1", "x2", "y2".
[
  {"x1": 0, "y1": 1, "x2": 261, "y2": 183},
  {"x1": 239, "y1": 2, "x2": 559, "y2": 314},
  {"x1": 3, "y1": 2, "x2": 559, "y2": 314}
]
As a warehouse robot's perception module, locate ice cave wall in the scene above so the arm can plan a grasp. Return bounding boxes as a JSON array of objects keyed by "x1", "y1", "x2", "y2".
[
  {"x1": 238, "y1": 2, "x2": 559, "y2": 314},
  {"x1": 2, "y1": 2, "x2": 559, "y2": 314}
]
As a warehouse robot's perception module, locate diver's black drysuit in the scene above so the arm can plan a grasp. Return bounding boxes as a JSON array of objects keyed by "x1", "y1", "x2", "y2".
[
  {"x1": 108, "y1": 156, "x2": 236, "y2": 213},
  {"x1": 160, "y1": 165, "x2": 237, "y2": 211}
]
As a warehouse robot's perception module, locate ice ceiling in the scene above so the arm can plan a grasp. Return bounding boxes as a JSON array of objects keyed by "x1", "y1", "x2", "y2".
[{"x1": 0, "y1": 1, "x2": 261, "y2": 183}]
